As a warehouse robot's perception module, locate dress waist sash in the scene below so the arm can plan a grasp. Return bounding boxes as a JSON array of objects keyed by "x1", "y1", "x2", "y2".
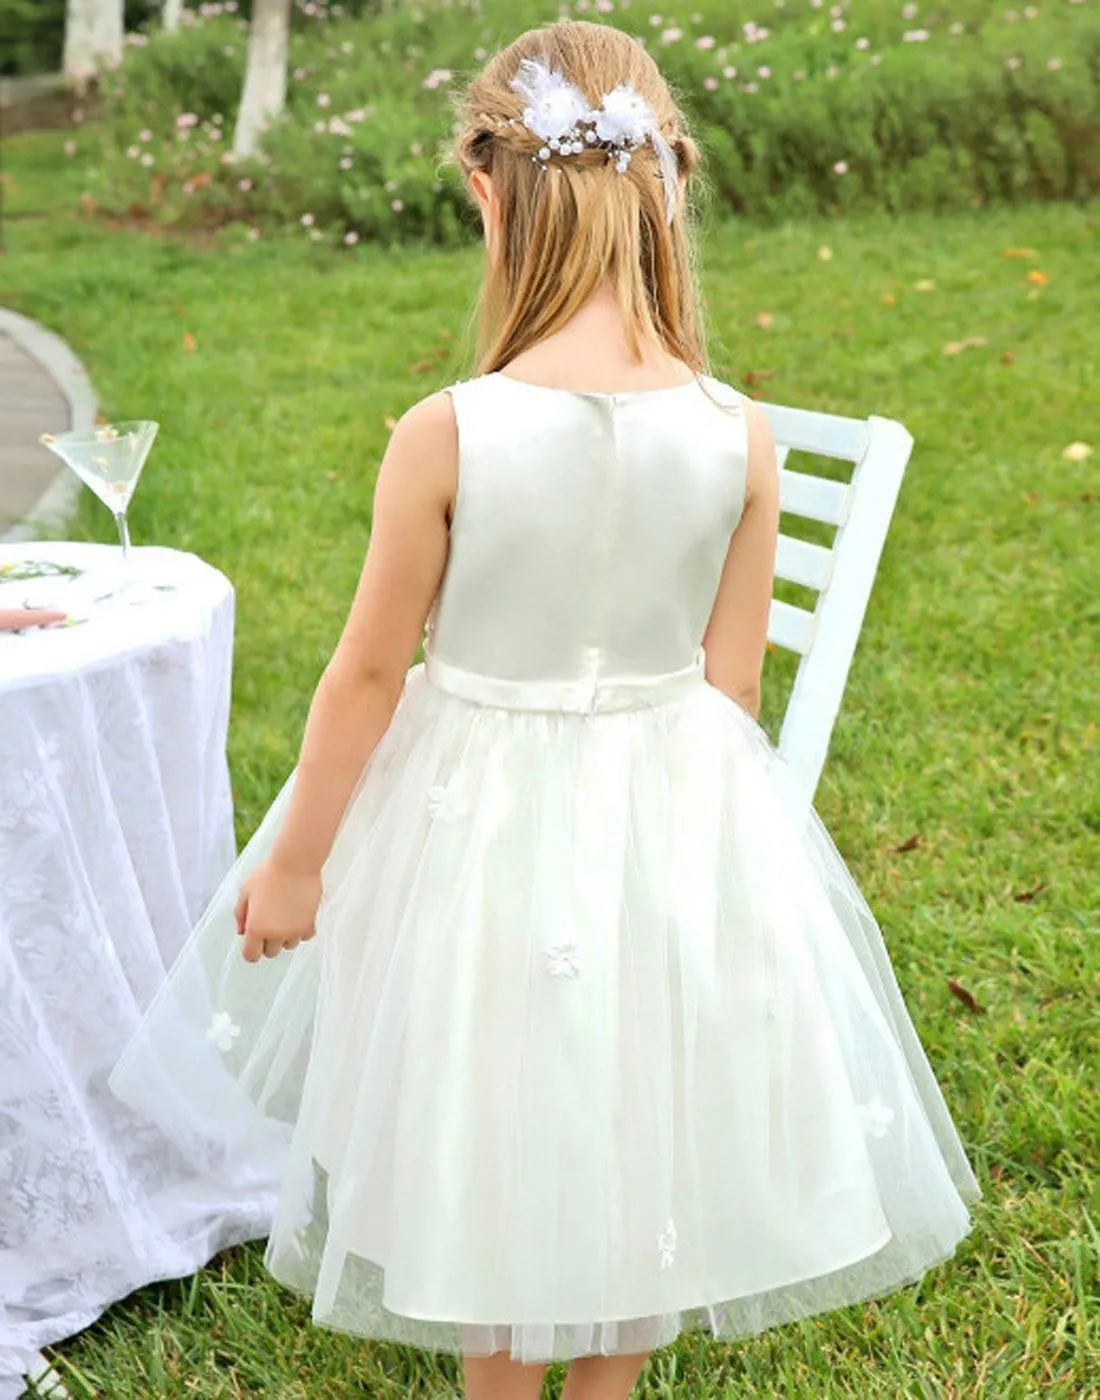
[{"x1": 423, "y1": 646, "x2": 707, "y2": 715}]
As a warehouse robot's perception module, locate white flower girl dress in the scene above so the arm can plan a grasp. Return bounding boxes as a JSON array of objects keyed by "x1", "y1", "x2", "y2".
[{"x1": 111, "y1": 372, "x2": 982, "y2": 1364}]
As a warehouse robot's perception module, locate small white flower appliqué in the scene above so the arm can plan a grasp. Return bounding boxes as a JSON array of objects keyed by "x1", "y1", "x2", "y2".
[
  {"x1": 206, "y1": 1011, "x2": 240, "y2": 1053},
  {"x1": 856, "y1": 1095, "x2": 895, "y2": 1138},
  {"x1": 427, "y1": 780, "x2": 469, "y2": 823},
  {"x1": 658, "y1": 1218, "x2": 677, "y2": 1271},
  {"x1": 544, "y1": 942, "x2": 583, "y2": 980}
]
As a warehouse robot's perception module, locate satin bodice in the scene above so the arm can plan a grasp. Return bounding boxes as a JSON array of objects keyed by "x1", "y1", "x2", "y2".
[{"x1": 425, "y1": 372, "x2": 748, "y2": 691}]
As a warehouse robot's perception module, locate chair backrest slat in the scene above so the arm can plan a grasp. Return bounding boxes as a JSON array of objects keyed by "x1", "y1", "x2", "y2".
[
  {"x1": 775, "y1": 534, "x2": 834, "y2": 592},
  {"x1": 767, "y1": 598, "x2": 816, "y2": 656},
  {"x1": 779, "y1": 469, "x2": 850, "y2": 526},
  {"x1": 757, "y1": 405, "x2": 912, "y2": 802}
]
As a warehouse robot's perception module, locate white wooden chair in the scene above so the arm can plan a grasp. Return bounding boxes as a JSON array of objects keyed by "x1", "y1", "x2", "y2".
[{"x1": 758, "y1": 403, "x2": 914, "y2": 804}]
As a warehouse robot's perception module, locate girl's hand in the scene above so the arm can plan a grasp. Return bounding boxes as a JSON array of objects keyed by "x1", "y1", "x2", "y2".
[{"x1": 234, "y1": 859, "x2": 323, "y2": 963}]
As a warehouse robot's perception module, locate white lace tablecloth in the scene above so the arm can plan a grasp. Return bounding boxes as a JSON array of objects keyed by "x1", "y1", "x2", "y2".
[{"x1": 0, "y1": 543, "x2": 271, "y2": 1397}]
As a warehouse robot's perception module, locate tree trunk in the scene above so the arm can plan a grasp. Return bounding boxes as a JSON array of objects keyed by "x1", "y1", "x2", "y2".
[
  {"x1": 163, "y1": 0, "x2": 184, "y2": 33},
  {"x1": 63, "y1": 0, "x2": 125, "y2": 94},
  {"x1": 233, "y1": 0, "x2": 292, "y2": 160}
]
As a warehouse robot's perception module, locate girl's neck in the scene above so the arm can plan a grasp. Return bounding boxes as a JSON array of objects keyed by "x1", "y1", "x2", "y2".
[{"x1": 500, "y1": 281, "x2": 692, "y2": 393}]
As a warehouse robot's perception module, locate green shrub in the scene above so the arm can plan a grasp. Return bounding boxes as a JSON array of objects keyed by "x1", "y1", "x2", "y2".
[{"x1": 84, "y1": 0, "x2": 1100, "y2": 245}]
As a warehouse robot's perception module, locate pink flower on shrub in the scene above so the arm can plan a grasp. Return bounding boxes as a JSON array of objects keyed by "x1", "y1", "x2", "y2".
[
  {"x1": 660, "y1": 27, "x2": 683, "y2": 43},
  {"x1": 248, "y1": 228, "x2": 260, "y2": 241},
  {"x1": 140, "y1": 153, "x2": 154, "y2": 167},
  {"x1": 949, "y1": 21, "x2": 964, "y2": 33},
  {"x1": 176, "y1": 113, "x2": 199, "y2": 129},
  {"x1": 901, "y1": 1, "x2": 918, "y2": 16},
  {"x1": 139, "y1": 128, "x2": 152, "y2": 142},
  {"x1": 831, "y1": 19, "x2": 846, "y2": 32},
  {"x1": 826, "y1": 64, "x2": 839, "y2": 77},
  {"x1": 209, "y1": 128, "x2": 222, "y2": 140},
  {"x1": 341, "y1": 41, "x2": 354, "y2": 53},
  {"x1": 294, "y1": 67, "x2": 308, "y2": 80},
  {"x1": 422, "y1": 69, "x2": 453, "y2": 90},
  {"x1": 902, "y1": 29, "x2": 930, "y2": 42},
  {"x1": 1024, "y1": 5, "x2": 1037, "y2": 16},
  {"x1": 238, "y1": 177, "x2": 253, "y2": 191},
  {"x1": 343, "y1": 231, "x2": 359, "y2": 245},
  {"x1": 313, "y1": 121, "x2": 326, "y2": 133},
  {"x1": 743, "y1": 81, "x2": 759, "y2": 93},
  {"x1": 346, "y1": 109, "x2": 366, "y2": 123},
  {"x1": 127, "y1": 145, "x2": 140, "y2": 158},
  {"x1": 317, "y1": 93, "x2": 332, "y2": 108},
  {"x1": 704, "y1": 76, "x2": 718, "y2": 89},
  {"x1": 758, "y1": 65, "x2": 771, "y2": 78},
  {"x1": 723, "y1": 65, "x2": 737, "y2": 78},
  {"x1": 1005, "y1": 55, "x2": 1021, "y2": 69},
  {"x1": 339, "y1": 156, "x2": 353, "y2": 169},
  {"x1": 695, "y1": 35, "x2": 716, "y2": 49},
  {"x1": 391, "y1": 198, "x2": 405, "y2": 212},
  {"x1": 309, "y1": 229, "x2": 323, "y2": 242},
  {"x1": 64, "y1": 139, "x2": 76, "y2": 156},
  {"x1": 596, "y1": 0, "x2": 614, "y2": 11},
  {"x1": 410, "y1": 142, "x2": 423, "y2": 156},
  {"x1": 649, "y1": 14, "x2": 663, "y2": 25},
  {"x1": 301, "y1": 212, "x2": 315, "y2": 227},
  {"x1": 1047, "y1": 57, "x2": 1062, "y2": 70},
  {"x1": 856, "y1": 36, "x2": 869, "y2": 50},
  {"x1": 328, "y1": 118, "x2": 351, "y2": 136},
  {"x1": 833, "y1": 160, "x2": 848, "y2": 174}
]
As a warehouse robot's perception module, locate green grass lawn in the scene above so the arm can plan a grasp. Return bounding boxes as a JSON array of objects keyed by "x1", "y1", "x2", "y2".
[{"x1": 4, "y1": 130, "x2": 1098, "y2": 1398}]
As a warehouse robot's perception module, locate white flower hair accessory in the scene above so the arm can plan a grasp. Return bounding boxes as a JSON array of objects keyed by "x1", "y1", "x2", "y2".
[{"x1": 508, "y1": 57, "x2": 680, "y2": 223}]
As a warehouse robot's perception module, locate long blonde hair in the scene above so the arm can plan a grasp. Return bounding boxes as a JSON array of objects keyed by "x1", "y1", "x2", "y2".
[{"x1": 451, "y1": 21, "x2": 707, "y2": 376}]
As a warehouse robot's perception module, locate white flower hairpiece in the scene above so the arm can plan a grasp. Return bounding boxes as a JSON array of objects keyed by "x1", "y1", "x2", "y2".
[{"x1": 508, "y1": 57, "x2": 680, "y2": 223}]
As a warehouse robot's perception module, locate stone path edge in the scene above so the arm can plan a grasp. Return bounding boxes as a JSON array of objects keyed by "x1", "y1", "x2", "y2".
[{"x1": 0, "y1": 306, "x2": 97, "y2": 545}]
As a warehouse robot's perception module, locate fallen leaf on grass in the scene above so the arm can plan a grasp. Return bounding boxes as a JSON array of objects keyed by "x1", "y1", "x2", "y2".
[
  {"x1": 942, "y1": 336, "x2": 988, "y2": 356},
  {"x1": 1025, "y1": 269, "x2": 1048, "y2": 286},
  {"x1": 743, "y1": 369, "x2": 775, "y2": 386},
  {"x1": 1001, "y1": 247, "x2": 1039, "y2": 260},
  {"x1": 882, "y1": 293, "x2": 896, "y2": 306},
  {"x1": 1062, "y1": 441, "x2": 1093, "y2": 462},
  {"x1": 1013, "y1": 880, "x2": 1048, "y2": 903},
  {"x1": 946, "y1": 978, "x2": 986, "y2": 1014},
  {"x1": 1001, "y1": 350, "x2": 1016, "y2": 365},
  {"x1": 182, "y1": 332, "x2": 197, "y2": 352},
  {"x1": 407, "y1": 359, "x2": 435, "y2": 373},
  {"x1": 437, "y1": 329, "x2": 452, "y2": 340},
  {"x1": 817, "y1": 245, "x2": 833, "y2": 261},
  {"x1": 1025, "y1": 491, "x2": 1040, "y2": 506},
  {"x1": 754, "y1": 311, "x2": 774, "y2": 330},
  {"x1": 893, "y1": 833, "x2": 922, "y2": 853}
]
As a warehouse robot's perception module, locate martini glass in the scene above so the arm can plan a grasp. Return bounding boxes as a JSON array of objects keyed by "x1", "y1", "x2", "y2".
[{"x1": 39, "y1": 421, "x2": 158, "y2": 583}]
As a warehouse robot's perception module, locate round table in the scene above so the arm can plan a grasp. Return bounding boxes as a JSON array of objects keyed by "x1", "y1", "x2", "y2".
[{"x1": 0, "y1": 543, "x2": 271, "y2": 1395}]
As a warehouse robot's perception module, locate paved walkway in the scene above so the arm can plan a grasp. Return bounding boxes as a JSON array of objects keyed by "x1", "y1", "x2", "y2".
[{"x1": 0, "y1": 309, "x2": 96, "y2": 542}]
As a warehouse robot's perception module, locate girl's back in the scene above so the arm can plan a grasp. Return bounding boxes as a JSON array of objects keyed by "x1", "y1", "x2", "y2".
[{"x1": 429, "y1": 373, "x2": 746, "y2": 685}]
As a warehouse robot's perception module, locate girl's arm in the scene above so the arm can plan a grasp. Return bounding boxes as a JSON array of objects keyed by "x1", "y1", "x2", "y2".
[
  {"x1": 702, "y1": 401, "x2": 780, "y2": 718},
  {"x1": 236, "y1": 391, "x2": 457, "y2": 962}
]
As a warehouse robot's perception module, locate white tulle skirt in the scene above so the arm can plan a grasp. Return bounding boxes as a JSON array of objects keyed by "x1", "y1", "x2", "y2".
[{"x1": 110, "y1": 660, "x2": 982, "y2": 1364}]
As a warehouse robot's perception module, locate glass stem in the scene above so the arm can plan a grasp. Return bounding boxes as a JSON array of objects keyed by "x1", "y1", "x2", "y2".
[{"x1": 114, "y1": 511, "x2": 131, "y2": 566}]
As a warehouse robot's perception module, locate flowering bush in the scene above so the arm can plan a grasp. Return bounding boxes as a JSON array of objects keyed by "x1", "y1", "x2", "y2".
[{"x1": 88, "y1": 0, "x2": 1100, "y2": 245}]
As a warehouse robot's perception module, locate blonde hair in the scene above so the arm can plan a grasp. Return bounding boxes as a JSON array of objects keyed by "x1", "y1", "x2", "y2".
[{"x1": 451, "y1": 21, "x2": 707, "y2": 376}]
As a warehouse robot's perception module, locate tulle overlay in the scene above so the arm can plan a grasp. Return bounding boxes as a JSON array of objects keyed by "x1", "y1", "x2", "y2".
[{"x1": 111, "y1": 663, "x2": 980, "y2": 1363}]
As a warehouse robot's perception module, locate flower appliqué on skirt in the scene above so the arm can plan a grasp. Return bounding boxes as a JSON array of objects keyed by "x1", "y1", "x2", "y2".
[
  {"x1": 206, "y1": 1011, "x2": 240, "y2": 1053},
  {"x1": 658, "y1": 1218, "x2": 677, "y2": 1271},
  {"x1": 856, "y1": 1094, "x2": 895, "y2": 1138},
  {"x1": 544, "y1": 942, "x2": 583, "y2": 980},
  {"x1": 427, "y1": 780, "x2": 469, "y2": 823}
]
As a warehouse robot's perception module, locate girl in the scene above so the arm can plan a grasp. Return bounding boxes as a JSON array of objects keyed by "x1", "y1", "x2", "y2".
[{"x1": 113, "y1": 20, "x2": 982, "y2": 1400}]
